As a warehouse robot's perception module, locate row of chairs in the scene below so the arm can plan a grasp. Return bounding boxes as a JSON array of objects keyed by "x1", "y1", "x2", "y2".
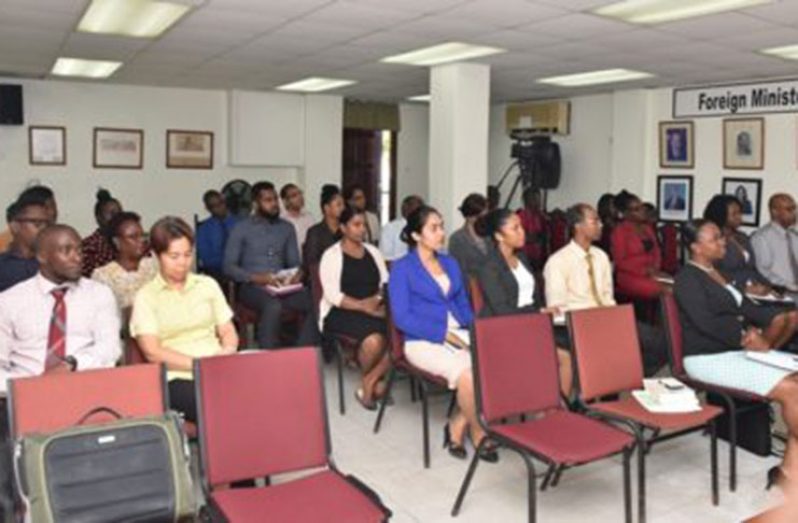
[{"x1": 7, "y1": 349, "x2": 391, "y2": 522}]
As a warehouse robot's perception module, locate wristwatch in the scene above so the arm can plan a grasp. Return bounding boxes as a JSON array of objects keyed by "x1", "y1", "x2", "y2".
[{"x1": 64, "y1": 356, "x2": 78, "y2": 372}]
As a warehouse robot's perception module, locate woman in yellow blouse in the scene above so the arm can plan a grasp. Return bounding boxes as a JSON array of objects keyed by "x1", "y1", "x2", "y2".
[{"x1": 130, "y1": 216, "x2": 238, "y2": 422}]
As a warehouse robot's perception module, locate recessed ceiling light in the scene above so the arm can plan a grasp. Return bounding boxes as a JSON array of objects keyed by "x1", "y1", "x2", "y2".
[
  {"x1": 594, "y1": 0, "x2": 772, "y2": 25},
  {"x1": 406, "y1": 94, "x2": 431, "y2": 102},
  {"x1": 78, "y1": 0, "x2": 193, "y2": 38},
  {"x1": 538, "y1": 68, "x2": 654, "y2": 87},
  {"x1": 381, "y1": 42, "x2": 505, "y2": 67},
  {"x1": 761, "y1": 43, "x2": 798, "y2": 60},
  {"x1": 275, "y1": 77, "x2": 357, "y2": 93},
  {"x1": 51, "y1": 57, "x2": 122, "y2": 79}
]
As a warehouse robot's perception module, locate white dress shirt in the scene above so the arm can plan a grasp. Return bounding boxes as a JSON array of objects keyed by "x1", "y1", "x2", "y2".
[
  {"x1": 380, "y1": 217, "x2": 407, "y2": 261},
  {"x1": 0, "y1": 273, "x2": 121, "y2": 393},
  {"x1": 543, "y1": 240, "x2": 616, "y2": 311},
  {"x1": 751, "y1": 221, "x2": 798, "y2": 289}
]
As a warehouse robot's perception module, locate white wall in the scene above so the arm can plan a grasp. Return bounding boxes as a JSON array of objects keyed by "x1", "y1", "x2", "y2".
[
  {"x1": 397, "y1": 103, "x2": 429, "y2": 203},
  {"x1": 0, "y1": 78, "x2": 345, "y2": 235}
]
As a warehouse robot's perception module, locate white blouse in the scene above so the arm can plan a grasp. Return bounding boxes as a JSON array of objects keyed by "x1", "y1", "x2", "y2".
[{"x1": 511, "y1": 261, "x2": 536, "y2": 308}]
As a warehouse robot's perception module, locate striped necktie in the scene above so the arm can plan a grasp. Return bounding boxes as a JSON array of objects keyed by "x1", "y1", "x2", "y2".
[{"x1": 46, "y1": 288, "x2": 68, "y2": 370}]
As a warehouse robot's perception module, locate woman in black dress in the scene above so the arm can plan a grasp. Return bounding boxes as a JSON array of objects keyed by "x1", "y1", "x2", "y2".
[{"x1": 319, "y1": 206, "x2": 390, "y2": 409}]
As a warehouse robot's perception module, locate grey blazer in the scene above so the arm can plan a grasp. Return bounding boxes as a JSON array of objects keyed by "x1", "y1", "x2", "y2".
[
  {"x1": 477, "y1": 247, "x2": 542, "y2": 317},
  {"x1": 448, "y1": 227, "x2": 489, "y2": 279}
]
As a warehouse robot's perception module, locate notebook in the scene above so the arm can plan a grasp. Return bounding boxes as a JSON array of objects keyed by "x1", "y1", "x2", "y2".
[
  {"x1": 263, "y1": 268, "x2": 303, "y2": 297},
  {"x1": 746, "y1": 350, "x2": 798, "y2": 371}
]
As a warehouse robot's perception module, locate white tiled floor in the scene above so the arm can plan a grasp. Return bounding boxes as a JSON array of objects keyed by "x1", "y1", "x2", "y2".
[{"x1": 322, "y1": 366, "x2": 782, "y2": 523}]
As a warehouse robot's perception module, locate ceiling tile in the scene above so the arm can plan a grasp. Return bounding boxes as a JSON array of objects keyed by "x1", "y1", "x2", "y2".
[
  {"x1": 442, "y1": 0, "x2": 568, "y2": 28},
  {"x1": 60, "y1": 33, "x2": 150, "y2": 61},
  {"x1": 470, "y1": 29, "x2": 567, "y2": 51},
  {"x1": 394, "y1": 14, "x2": 502, "y2": 38},
  {"x1": 518, "y1": 12, "x2": 635, "y2": 39},
  {"x1": 657, "y1": 12, "x2": 776, "y2": 40},
  {"x1": 300, "y1": 2, "x2": 422, "y2": 29}
]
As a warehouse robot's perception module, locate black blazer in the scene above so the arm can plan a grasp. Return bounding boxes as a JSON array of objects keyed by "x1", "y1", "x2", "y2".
[
  {"x1": 716, "y1": 230, "x2": 772, "y2": 290},
  {"x1": 674, "y1": 263, "x2": 749, "y2": 356},
  {"x1": 477, "y1": 247, "x2": 542, "y2": 317}
]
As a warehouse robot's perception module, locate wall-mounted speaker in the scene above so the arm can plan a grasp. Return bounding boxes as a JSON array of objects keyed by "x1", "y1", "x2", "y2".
[{"x1": 0, "y1": 84, "x2": 23, "y2": 125}]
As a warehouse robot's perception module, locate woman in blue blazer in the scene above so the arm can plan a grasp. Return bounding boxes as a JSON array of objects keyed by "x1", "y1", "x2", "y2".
[{"x1": 389, "y1": 205, "x2": 498, "y2": 463}]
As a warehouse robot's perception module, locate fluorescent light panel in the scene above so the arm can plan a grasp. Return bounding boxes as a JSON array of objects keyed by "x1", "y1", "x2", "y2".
[
  {"x1": 51, "y1": 57, "x2": 122, "y2": 78},
  {"x1": 761, "y1": 44, "x2": 798, "y2": 60},
  {"x1": 276, "y1": 77, "x2": 357, "y2": 93},
  {"x1": 78, "y1": 0, "x2": 191, "y2": 38},
  {"x1": 406, "y1": 94, "x2": 431, "y2": 102},
  {"x1": 594, "y1": 0, "x2": 772, "y2": 25},
  {"x1": 381, "y1": 42, "x2": 505, "y2": 66},
  {"x1": 538, "y1": 68, "x2": 653, "y2": 87}
]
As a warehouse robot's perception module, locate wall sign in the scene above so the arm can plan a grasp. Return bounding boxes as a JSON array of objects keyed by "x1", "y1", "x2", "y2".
[{"x1": 673, "y1": 78, "x2": 798, "y2": 118}]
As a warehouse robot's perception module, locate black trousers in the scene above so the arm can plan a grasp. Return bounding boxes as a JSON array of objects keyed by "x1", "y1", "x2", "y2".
[
  {"x1": 238, "y1": 284, "x2": 319, "y2": 349},
  {"x1": 0, "y1": 400, "x2": 14, "y2": 523},
  {"x1": 169, "y1": 380, "x2": 197, "y2": 423}
]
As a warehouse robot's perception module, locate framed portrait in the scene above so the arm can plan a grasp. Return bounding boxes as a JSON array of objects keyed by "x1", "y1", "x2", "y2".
[
  {"x1": 723, "y1": 117, "x2": 764, "y2": 170},
  {"x1": 166, "y1": 130, "x2": 213, "y2": 169},
  {"x1": 722, "y1": 177, "x2": 762, "y2": 227},
  {"x1": 657, "y1": 175, "x2": 693, "y2": 223},
  {"x1": 93, "y1": 127, "x2": 143, "y2": 169},
  {"x1": 658, "y1": 121, "x2": 694, "y2": 169},
  {"x1": 28, "y1": 126, "x2": 66, "y2": 166}
]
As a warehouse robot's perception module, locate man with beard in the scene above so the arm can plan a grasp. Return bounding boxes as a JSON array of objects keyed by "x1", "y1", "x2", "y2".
[{"x1": 224, "y1": 181, "x2": 318, "y2": 349}]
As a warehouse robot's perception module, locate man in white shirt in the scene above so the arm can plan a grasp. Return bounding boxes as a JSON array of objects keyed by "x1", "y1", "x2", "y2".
[
  {"x1": 380, "y1": 195, "x2": 423, "y2": 261},
  {"x1": 751, "y1": 193, "x2": 798, "y2": 292},
  {"x1": 544, "y1": 204, "x2": 667, "y2": 376},
  {"x1": 280, "y1": 183, "x2": 315, "y2": 258},
  {"x1": 0, "y1": 224, "x2": 120, "y2": 522}
]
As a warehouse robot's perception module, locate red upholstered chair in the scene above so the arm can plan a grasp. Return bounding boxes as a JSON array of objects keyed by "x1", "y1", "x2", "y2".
[
  {"x1": 8, "y1": 364, "x2": 167, "y2": 438},
  {"x1": 451, "y1": 313, "x2": 635, "y2": 523},
  {"x1": 568, "y1": 305, "x2": 722, "y2": 522},
  {"x1": 659, "y1": 223, "x2": 680, "y2": 274},
  {"x1": 372, "y1": 295, "x2": 456, "y2": 468},
  {"x1": 661, "y1": 293, "x2": 764, "y2": 492},
  {"x1": 468, "y1": 277, "x2": 485, "y2": 316},
  {"x1": 310, "y1": 263, "x2": 360, "y2": 415},
  {"x1": 194, "y1": 348, "x2": 390, "y2": 522}
]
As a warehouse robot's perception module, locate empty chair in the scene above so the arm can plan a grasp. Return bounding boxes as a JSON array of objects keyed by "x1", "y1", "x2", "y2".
[
  {"x1": 194, "y1": 347, "x2": 390, "y2": 522},
  {"x1": 451, "y1": 313, "x2": 635, "y2": 523},
  {"x1": 568, "y1": 304, "x2": 722, "y2": 522}
]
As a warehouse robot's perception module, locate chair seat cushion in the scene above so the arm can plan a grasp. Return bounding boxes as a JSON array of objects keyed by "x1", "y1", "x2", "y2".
[
  {"x1": 212, "y1": 470, "x2": 385, "y2": 523},
  {"x1": 591, "y1": 397, "x2": 723, "y2": 431},
  {"x1": 490, "y1": 410, "x2": 633, "y2": 465}
]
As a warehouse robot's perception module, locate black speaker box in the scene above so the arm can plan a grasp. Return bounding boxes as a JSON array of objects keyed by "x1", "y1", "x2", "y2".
[
  {"x1": 707, "y1": 392, "x2": 772, "y2": 457},
  {"x1": 0, "y1": 84, "x2": 23, "y2": 125}
]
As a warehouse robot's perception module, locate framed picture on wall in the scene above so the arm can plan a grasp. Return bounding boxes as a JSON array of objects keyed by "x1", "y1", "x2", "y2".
[
  {"x1": 658, "y1": 121, "x2": 694, "y2": 169},
  {"x1": 166, "y1": 130, "x2": 213, "y2": 169},
  {"x1": 28, "y1": 126, "x2": 66, "y2": 166},
  {"x1": 722, "y1": 177, "x2": 762, "y2": 227},
  {"x1": 723, "y1": 117, "x2": 764, "y2": 170},
  {"x1": 657, "y1": 175, "x2": 693, "y2": 223},
  {"x1": 93, "y1": 127, "x2": 143, "y2": 169}
]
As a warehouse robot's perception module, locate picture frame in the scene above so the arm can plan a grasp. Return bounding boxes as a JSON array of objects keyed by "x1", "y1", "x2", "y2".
[
  {"x1": 657, "y1": 175, "x2": 693, "y2": 223},
  {"x1": 723, "y1": 117, "x2": 764, "y2": 170},
  {"x1": 166, "y1": 130, "x2": 214, "y2": 169},
  {"x1": 658, "y1": 121, "x2": 694, "y2": 169},
  {"x1": 722, "y1": 177, "x2": 762, "y2": 227},
  {"x1": 28, "y1": 126, "x2": 66, "y2": 166},
  {"x1": 93, "y1": 127, "x2": 143, "y2": 169}
]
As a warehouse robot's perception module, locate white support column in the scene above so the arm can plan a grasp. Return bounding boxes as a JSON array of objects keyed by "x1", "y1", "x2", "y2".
[{"x1": 428, "y1": 62, "x2": 491, "y2": 231}]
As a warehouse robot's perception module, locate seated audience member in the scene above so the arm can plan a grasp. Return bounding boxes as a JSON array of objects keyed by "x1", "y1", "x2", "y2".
[
  {"x1": 487, "y1": 185, "x2": 500, "y2": 212},
  {"x1": 81, "y1": 189, "x2": 122, "y2": 277},
  {"x1": 596, "y1": 192, "x2": 618, "y2": 255},
  {"x1": 389, "y1": 206, "x2": 498, "y2": 463},
  {"x1": 476, "y1": 209, "x2": 572, "y2": 396},
  {"x1": 303, "y1": 184, "x2": 344, "y2": 269},
  {"x1": 196, "y1": 189, "x2": 237, "y2": 285},
  {"x1": 704, "y1": 194, "x2": 774, "y2": 294},
  {"x1": 0, "y1": 199, "x2": 50, "y2": 292},
  {"x1": 0, "y1": 185, "x2": 58, "y2": 253},
  {"x1": 448, "y1": 193, "x2": 490, "y2": 279},
  {"x1": 131, "y1": 217, "x2": 238, "y2": 422},
  {"x1": 224, "y1": 181, "x2": 317, "y2": 349},
  {"x1": 91, "y1": 212, "x2": 157, "y2": 318},
  {"x1": 642, "y1": 202, "x2": 658, "y2": 228},
  {"x1": 675, "y1": 219, "x2": 798, "y2": 488},
  {"x1": 344, "y1": 183, "x2": 380, "y2": 245},
  {"x1": 0, "y1": 224, "x2": 120, "y2": 521},
  {"x1": 517, "y1": 188, "x2": 549, "y2": 270},
  {"x1": 380, "y1": 195, "x2": 423, "y2": 262},
  {"x1": 280, "y1": 183, "x2": 314, "y2": 257},
  {"x1": 544, "y1": 204, "x2": 668, "y2": 375},
  {"x1": 320, "y1": 206, "x2": 390, "y2": 409},
  {"x1": 751, "y1": 194, "x2": 798, "y2": 293},
  {"x1": 611, "y1": 190, "x2": 670, "y2": 299}
]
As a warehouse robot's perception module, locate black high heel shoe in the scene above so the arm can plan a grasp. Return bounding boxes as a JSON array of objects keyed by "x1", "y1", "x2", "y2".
[
  {"x1": 475, "y1": 439, "x2": 500, "y2": 463},
  {"x1": 766, "y1": 466, "x2": 784, "y2": 491},
  {"x1": 443, "y1": 424, "x2": 467, "y2": 460}
]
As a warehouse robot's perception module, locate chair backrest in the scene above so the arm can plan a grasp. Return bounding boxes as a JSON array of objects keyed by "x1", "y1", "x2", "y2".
[
  {"x1": 8, "y1": 364, "x2": 167, "y2": 438},
  {"x1": 309, "y1": 263, "x2": 323, "y2": 316},
  {"x1": 473, "y1": 314, "x2": 561, "y2": 424},
  {"x1": 568, "y1": 305, "x2": 644, "y2": 401},
  {"x1": 660, "y1": 293, "x2": 686, "y2": 376},
  {"x1": 468, "y1": 277, "x2": 485, "y2": 316},
  {"x1": 383, "y1": 288, "x2": 406, "y2": 363},
  {"x1": 660, "y1": 223, "x2": 680, "y2": 274},
  {"x1": 195, "y1": 348, "x2": 329, "y2": 489},
  {"x1": 124, "y1": 336, "x2": 148, "y2": 365}
]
